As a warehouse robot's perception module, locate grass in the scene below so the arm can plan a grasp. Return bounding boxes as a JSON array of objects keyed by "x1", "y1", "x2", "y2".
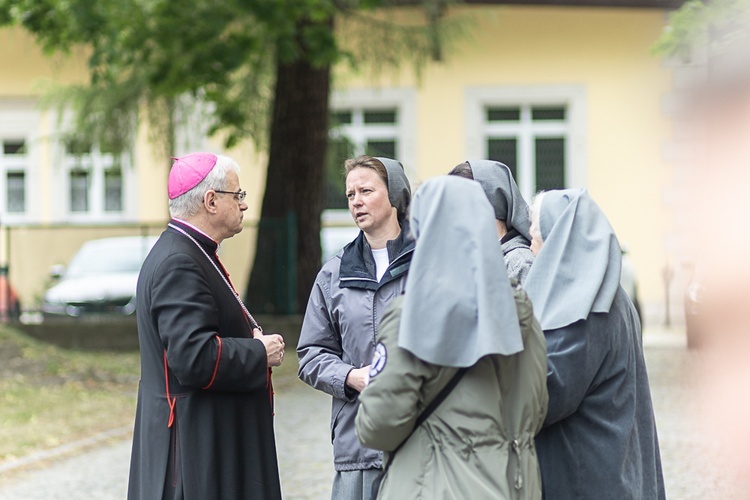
[
  {"x1": 0, "y1": 325, "x2": 140, "y2": 463},
  {"x1": 0, "y1": 324, "x2": 298, "y2": 464}
]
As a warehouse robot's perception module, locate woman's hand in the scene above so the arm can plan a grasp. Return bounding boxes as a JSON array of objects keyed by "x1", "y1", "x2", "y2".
[{"x1": 345, "y1": 366, "x2": 371, "y2": 393}]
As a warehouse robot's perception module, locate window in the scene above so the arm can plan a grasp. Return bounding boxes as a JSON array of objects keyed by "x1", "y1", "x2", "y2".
[
  {"x1": 326, "y1": 106, "x2": 402, "y2": 209},
  {"x1": 70, "y1": 170, "x2": 90, "y2": 212},
  {"x1": 325, "y1": 88, "x2": 417, "y2": 211},
  {"x1": 62, "y1": 139, "x2": 129, "y2": 219},
  {"x1": 6, "y1": 172, "x2": 25, "y2": 213},
  {"x1": 0, "y1": 99, "x2": 42, "y2": 224},
  {"x1": 326, "y1": 107, "x2": 399, "y2": 209},
  {"x1": 104, "y1": 168, "x2": 123, "y2": 212},
  {"x1": 2, "y1": 139, "x2": 29, "y2": 215},
  {"x1": 466, "y1": 86, "x2": 586, "y2": 201},
  {"x1": 484, "y1": 105, "x2": 567, "y2": 196}
]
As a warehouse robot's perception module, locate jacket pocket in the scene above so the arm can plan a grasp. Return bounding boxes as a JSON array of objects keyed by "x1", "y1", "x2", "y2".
[{"x1": 330, "y1": 398, "x2": 347, "y2": 443}]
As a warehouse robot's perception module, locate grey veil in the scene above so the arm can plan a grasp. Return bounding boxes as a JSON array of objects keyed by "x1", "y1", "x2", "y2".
[
  {"x1": 467, "y1": 160, "x2": 532, "y2": 240},
  {"x1": 376, "y1": 157, "x2": 411, "y2": 221},
  {"x1": 398, "y1": 176, "x2": 523, "y2": 367},
  {"x1": 525, "y1": 189, "x2": 622, "y2": 331}
]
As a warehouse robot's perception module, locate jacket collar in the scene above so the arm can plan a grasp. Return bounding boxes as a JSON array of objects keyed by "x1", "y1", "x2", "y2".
[
  {"x1": 339, "y1": 222, "x2": 415, "y2": 290},
  {"x1": 500, "y1": 230, "x2": 531, "y2": 255},
  {"x1": 169, "y1": 218, "x2": 219, "y2": 254}
]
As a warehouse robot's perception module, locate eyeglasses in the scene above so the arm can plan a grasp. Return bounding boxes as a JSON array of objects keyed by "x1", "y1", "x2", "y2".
[{"x1": 214, "y1": 189, "x2": 247, "y2": 202}]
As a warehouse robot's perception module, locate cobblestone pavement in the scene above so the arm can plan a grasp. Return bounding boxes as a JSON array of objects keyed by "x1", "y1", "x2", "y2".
[
  {"x1": 0, "y1": 330, "x2": 747, "y2": 499},
  {"x1": 0, "y1": 378, "x2": 333, "y2": 500}
]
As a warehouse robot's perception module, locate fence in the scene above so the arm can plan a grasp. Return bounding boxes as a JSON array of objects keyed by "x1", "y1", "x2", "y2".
[{"x1": 0, "y1": 216, "x2": 299, "y2": 318}]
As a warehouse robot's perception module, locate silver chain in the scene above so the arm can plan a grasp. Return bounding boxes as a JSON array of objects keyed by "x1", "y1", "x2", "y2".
[{"x1": 168, "y1": 223, "x2": 262, "y2": 332}]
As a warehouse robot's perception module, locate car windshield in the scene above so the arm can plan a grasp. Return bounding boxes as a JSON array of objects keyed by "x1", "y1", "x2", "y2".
[{"x1": 65, "y1": 239, "x2": 154, "y2": 278}]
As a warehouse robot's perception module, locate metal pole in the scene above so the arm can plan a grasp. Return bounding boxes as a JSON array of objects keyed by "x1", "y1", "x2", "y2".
[
  {"x1": 662, "y1": 263, "x2": 673, "y2": 328},
  {"x1": 286, "y1": 212, "x2": 298, "y2": 315},
  {"x1": 0, "y1": 223, "x2": 8, "y2": 323}
]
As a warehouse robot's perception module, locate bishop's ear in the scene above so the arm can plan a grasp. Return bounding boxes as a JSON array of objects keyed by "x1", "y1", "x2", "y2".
[{"x1": 204, "y1": 190, "x2": 219, "y2": 213}]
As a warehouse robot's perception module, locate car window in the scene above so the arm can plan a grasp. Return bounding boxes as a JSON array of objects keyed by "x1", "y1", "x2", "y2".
[{"x1": 65, "y1": 239, "x2": 155, "y2": 278}]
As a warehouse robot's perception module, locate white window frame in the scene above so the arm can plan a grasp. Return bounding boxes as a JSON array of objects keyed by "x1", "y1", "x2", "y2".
[
  {"x1": 465, "y1": 85, "x2": 587, "y2": 201},
  {"x1": 63, "y1": 148, "x2": 132, "y2": 220},
  {"x1": 330, "y1": 87, "x2": 418, "y2": 181},
  {"x1": 49, "y1": 111, "x2": 138, "y2": 224},
  {"x1": 0, "y1": 99, "x2": 41, "y2": 225}
]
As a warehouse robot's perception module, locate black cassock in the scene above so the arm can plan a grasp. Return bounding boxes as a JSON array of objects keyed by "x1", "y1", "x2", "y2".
[{"x1": 128, "y1": 220, "x2": 281, "y2": 500}]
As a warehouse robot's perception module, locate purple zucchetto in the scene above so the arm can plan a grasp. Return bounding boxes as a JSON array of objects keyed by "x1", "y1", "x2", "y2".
[{"x1": 168, "y1": 152, "x2": 218, "y2": 199}]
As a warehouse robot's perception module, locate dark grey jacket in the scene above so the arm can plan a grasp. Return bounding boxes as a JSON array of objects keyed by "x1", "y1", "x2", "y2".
[
  {"x1": 536, "y1": 287, "x2": 665, "y2": 499},
  {"x1": 501, "y1": 230, "x2": 535, "y2": 286},
  {"x1": 297, "y1": 229, "x2": 414, "y2": 471}
]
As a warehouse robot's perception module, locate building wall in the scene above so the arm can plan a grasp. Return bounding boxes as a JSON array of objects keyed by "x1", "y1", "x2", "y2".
[
  {"x1": 0, "y1": 28, "x2": 264, "y2": 307},
  {"x1": 334, "y1": 5, "x2": 674, "y2": 319},
  {"x1": 0, "y1": 6, "x2": 676, "y2": 320}
]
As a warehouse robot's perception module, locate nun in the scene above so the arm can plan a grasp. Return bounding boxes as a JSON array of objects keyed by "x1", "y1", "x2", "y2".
[
  {"x1": 355, "y1": 176, "x2": 548, "y2": 499},
  {"x1": 448, "y1": 160, "x2": 535, "y2": 284},
  {"x1": 525, "y1": 189, "x2": 665, "y2": 499}
]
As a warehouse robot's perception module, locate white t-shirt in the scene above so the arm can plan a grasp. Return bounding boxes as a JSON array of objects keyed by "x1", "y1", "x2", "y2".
[{"x1": 371, "y1": 247, "x2": 390, "y2": 282}]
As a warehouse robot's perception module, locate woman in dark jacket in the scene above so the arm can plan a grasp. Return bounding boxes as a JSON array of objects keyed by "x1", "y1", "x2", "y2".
[
  {"x1": 526, "y1": 189, "x2": 665, "y2": 500},
  {"x1": 297, "y1": 155, "x2": 414, "y2": 499}
]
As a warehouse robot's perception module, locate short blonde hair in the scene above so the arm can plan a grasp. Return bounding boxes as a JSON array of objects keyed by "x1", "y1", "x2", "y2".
[{"x1": 344, "y1": 155, "x2": 389, "y2": 186}]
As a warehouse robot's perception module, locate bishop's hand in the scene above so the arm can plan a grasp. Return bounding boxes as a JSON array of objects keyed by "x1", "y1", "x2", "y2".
[{"x1": 253, "y1": 328, "x2": 285, "y2": 367}]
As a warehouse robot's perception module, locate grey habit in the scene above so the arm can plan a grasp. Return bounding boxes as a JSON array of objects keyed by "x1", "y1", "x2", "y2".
[
  {"x1": 467, "y1": 160, "x2": 535, "y2": 285},
  {"x1": 525, "y1": 189, "x2": 665, "y2": 500},
  {"x1": 297, "y1": 158, "x2": 414, "y2": 500},
  {"x1": 376, "y1": 157, "x2": 410, "y2": 221},
  {"x1": 399, "y1": 176, "x2": 523, "y2": 366}
]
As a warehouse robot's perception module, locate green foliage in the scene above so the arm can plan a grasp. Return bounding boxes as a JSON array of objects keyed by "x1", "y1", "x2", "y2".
[
  {"x1": 652, "y1": 0, "x2": 708, "y2": 58},
  {"x1": 653, "y1": 0, "x2": 750, "y2": 61},
  {"x1": 0, "y1": 0, "x2": 464, "y2": 155}
]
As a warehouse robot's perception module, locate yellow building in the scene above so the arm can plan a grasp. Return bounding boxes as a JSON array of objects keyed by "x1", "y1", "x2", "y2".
[{"x1": 0, "y1": 1, "x2": 682, "y2": 324}]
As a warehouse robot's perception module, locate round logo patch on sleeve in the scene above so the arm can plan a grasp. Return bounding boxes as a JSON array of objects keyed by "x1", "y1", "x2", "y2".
[{"x1": 369, "y1": 342, "x2": 388, "y2": 379}]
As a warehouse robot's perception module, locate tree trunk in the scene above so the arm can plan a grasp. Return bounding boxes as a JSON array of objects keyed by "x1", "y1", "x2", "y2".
[{"x1": 245, "y1": 19, "x2": 331, "y2": 315}]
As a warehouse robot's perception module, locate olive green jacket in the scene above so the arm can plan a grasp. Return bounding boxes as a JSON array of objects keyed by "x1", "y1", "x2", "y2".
[{"x1": 355, "y1": 286, "x2": 548, "y2": 500}]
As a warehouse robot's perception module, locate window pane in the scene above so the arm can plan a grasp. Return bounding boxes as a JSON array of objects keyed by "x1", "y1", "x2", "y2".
[
  {"x1": 365, "y1": 140, "x2": 397, "y2": 159},
  {"x1": 7, "y1": 172, "x2": 25, "y2": 213},
  {"x1": 487, "y1": 138, "x2": 518, "y2": 180},
  {"x1": 105, "y1": 168, "x2": 123, "y2": 212},
  {"x1": 532, "y1": 107, "x2": 566, "y2": 121},
  {"x1": 3, "y1": 140, "x2": 26, "y2": 155},
  {"x1": 535, "y1": 138, "x2": 566, "y2": 191},
  {"x1": 70, "y1": 170, "x2": 89, "y2": 212},
  {"x1": 363, "y1": 109, "x2": 397, "y2": 124},
  {"x1": 331, "y1": 111, "x2": 353, "y2": 126},
  {"x1": 486, "y1": 107, "x2": 520, "y2": 122},
  {"x1": 324, "y1": 137, "x2": 354, "y2": 210}
]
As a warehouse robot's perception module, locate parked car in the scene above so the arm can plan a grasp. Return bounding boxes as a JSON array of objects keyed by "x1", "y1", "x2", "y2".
[
  {"x1": 320, "y1": 209, "x2": 360, "y2": 263},
  {"x1": 42, "y1": 236, "x2": 158, "y2": 317},
  {"x1": 0, "y1": 274, "x2": 21, "y2": 321},
  {"x1": 321, "y1": 226, "x2": 360, "y2": 263}
]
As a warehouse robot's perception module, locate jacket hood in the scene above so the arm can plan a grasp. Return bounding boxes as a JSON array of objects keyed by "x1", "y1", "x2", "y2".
[
  {"x1": 467, "y1": 160, "x2": 532, "y2": 241},
  {"x1": 399, "y1": 176, "x2": 523, "y2": 367},
  {"x1": 525, "y1": 189, "x2": 622, "y2": 330},
  {"x1": 376, "y1": 157, "x2": 411, "y2": 222}
]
